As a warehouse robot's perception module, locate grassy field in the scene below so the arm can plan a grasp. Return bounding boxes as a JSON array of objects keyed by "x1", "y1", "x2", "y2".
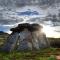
[
  {"x1": 0, "y1": 48, "x2": 58, "y2": 60},
  {"x1": 0, "y1": 33, "x2": 60, "y2": 60}
]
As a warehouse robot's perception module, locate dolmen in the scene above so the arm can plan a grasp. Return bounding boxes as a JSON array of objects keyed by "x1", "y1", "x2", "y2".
[{"x1": 2, "y1": 23, "x2": 50, "y2": 52}]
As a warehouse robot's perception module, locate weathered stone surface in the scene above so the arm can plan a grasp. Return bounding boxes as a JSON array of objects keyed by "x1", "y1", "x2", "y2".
[
  {"x1": 32, "y1": 31, "x2": 49, "y2": 50},
  {"x1": 17, "y1": 29, "x2": 32, "y2": 51},
  {"x1": 38, "y1": 33, "x2": 50, "y2": 48},
  {"x1": 2, "y1": 32, "x2": 19, "y2": 52},
  {"x1": 2, "y1": 23, "x2": 50, "y2": 52}
]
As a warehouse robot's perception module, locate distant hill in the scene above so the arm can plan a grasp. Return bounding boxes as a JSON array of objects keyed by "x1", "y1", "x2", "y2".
[
  {"x1": 0, "y1": 31, "x2": 9, "y2": 39},
  {"x1": 0, "y1": 31, "x2": 9, "y2": 35},
  {"x1": 0, "y1": 31, "x2": 9, "y2": 46}
]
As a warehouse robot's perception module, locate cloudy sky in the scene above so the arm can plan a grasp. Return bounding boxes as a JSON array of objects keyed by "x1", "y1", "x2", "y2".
[{"x1": 0, "y1": 0, "x2": 60, "y2": 38}]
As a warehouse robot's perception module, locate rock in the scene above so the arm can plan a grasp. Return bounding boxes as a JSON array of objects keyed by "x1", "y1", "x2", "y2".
[
  {"x1": 17, "y1": 29, "x2": 32, "y2": 51},
  {"x1": 2, "y1": 23, "x2": 50, "y2": 52},
  {"x1": 32, "y1": 30, "x2": 49, "y2": 50},
  {"x1": 2, "y1": 32, "x2": 19, "y2": 52}
]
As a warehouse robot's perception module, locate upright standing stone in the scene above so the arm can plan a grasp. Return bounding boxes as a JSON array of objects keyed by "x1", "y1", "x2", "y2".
[
  {"x1": 17, "y1": 29, "x2": 33, "y2": 51},
  {"x1": 32, "y1": 31, "x2": 40, "y2": 50},
  {"x1": 2, "y1": 32, "x2": 19, "y2": 52},
  {"x1": 38, "y1": 32, "x2": 50, "y2": 48},
  {"x1": 32, "y1": 30, "x2": 49, "y2": 50}
]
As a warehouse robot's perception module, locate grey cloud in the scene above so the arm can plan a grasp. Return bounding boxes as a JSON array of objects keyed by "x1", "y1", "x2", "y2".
[
  {"x1": 0, "y1": 0, "x2": 60, "y2": 34},
  {"x1": 26, "y1": 17, "x2": 41, "y2": 22},
  {"x1": 42, "y1": 21, "x2": 60, "y2": 27},
  {"x1": 0, "y1": 0, "x2": 60, "y2": 7},
  {"x1": 26, "y1": 17, "x2": 60, "y2": 27},
  {"x1": 0, "y1": 19, "x2": 24, "y2": 25},
  {"x1": 55, "y1": 30, "x2": 60, "y2": 32},
  {"x1": 0, "y1": 25, "x2": 11, "y2": 31}
]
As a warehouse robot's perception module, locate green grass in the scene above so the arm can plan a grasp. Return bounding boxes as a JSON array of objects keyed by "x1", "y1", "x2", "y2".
[
  {"x1": 0, "y1": 48, "x2": 58, "y2": 60},
  {"x1": 0, "y1": 51, "x2": 56, "y2": 60}
]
